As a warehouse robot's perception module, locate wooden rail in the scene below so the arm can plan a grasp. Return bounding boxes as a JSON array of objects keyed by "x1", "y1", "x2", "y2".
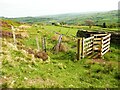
[
  {"x1": 77, "y1": 36, "x2": 94, "y2": 59},
  {"x1": 100, "y1": 34, "x2": 111, "y2": 56},
  {"x1": 82, "y1": 36, "x2": 94, "y2": 58},
  {"x1": 77, "y1": 34, "x2": 111, "y2": 60}
]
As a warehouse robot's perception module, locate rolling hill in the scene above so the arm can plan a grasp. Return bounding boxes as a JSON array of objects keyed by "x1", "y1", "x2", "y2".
[{"x1": 1, "y1": 10, "x2": 118, "y2": 26}]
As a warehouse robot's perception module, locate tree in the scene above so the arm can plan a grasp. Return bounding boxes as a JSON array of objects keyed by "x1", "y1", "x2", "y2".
[
  {"x1": 103, "y1": 22, "x2": 107, "y2": 28},
  {"x1": 85, "y1": 20, "x2": 94, "y2": 28},
  {"x1": 60, "y1": 22, "x2": 66, "y2": 25}
]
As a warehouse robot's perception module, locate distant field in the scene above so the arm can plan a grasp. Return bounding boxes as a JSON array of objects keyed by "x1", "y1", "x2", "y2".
[{"x1": 44, "y1": 25, "x2": 119, "y2": 33}]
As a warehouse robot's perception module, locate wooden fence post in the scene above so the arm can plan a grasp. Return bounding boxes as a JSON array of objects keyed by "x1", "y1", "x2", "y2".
[
  {"x1": 82, "y1": 38, "x2": 85, "y2": 58},
  {"x1": 11, "y1": 25, "x2": 17, "y2": 49},
  {"x1": 44, "y1": 37, "x2": 46, "y2": 52},
  {"x1": 42, "y1": 36, "x2": 46, "y2": 52},
  {"x1": 56, "y1": 34, "x2": 63, "y2": 53},
  {"x1": 100, "y1": 37, "x2": 103, "y2": 57},
  {"x1": 80, "y1": 38, "x2": 82, "y2": 59},
  {"x1": 36, "y1": 36, "x2": 40, "y2": 51},
  {"x1": 77, "y1": 38, "x2": 80, "y2": 60},
  {"x1": 0, "y1": 29, "x2": 2, "y2": 53},
  {"x1": 77, "y1": 38, "x2": 83, "y2": 60},
  {"x1": 92, "y1": 36, "x2": 94, "y2": 54},
  {"x1": 0, "y1": 28, "x2": 2, "y2": 69},
  {"x1": 108, "y1": 34, "x2": 111, "y2": 51}
]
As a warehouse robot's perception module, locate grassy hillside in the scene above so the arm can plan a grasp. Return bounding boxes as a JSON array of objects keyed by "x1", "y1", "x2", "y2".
[
  {"x1": 0, "y1": 19, "x2": 120, "y2": 88},
  {"x1": 0, "y1": 18, "x2": 21, "y2": 31},
  {"x1": 1, "y1": 38, "x2": 119, "y2": 88}
]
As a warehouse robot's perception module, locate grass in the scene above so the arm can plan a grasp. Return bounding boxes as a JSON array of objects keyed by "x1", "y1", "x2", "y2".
[
  {"x1": 1, "y1": 23, "x2": 120, "y2": 88},
  {"x1": 104, "y1": 44, "x2": 120, "y2": 62},
  {"x1": 1, "y1": 50, "x2": 119, "y2": 88}
]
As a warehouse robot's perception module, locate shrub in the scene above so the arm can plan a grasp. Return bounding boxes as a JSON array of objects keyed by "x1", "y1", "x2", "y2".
[{"x1": 34, "y1": 51, "x2": 48, "y2": 61}]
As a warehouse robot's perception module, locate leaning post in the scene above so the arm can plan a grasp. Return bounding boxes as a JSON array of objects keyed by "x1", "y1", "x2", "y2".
[{"x1": 56, "y1": 34, "x2": 63, "y2": 53}]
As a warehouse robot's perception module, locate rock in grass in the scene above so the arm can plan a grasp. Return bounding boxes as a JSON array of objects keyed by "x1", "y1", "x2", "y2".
[
  {"x1": 59, "y1": 43, "x2": 68, "y2": 52},
  {"x1": 25, "y1": 48, "x2": 34, "y2": 54},
  {"x1": 54, "y1": 43, "x2": 68, "y2": 52},
  {"x1": 34, "y1": 51, "x2": 48, "y2": 61}
]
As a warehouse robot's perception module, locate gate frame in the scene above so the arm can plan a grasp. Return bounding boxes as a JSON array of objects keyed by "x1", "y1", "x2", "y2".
[{"x1": 77, "y1": 33, "x2": 111, "y2": 60}]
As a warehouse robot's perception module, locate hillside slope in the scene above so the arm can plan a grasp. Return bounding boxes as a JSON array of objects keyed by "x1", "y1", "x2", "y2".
[
  {"x1": 0, "y1": 19, "x2": 119, "y2": 88},
  {"x1": 2, "y1": 10, "x2": 118, "y2": 25},
  {"x1": 1, "y1": 37, "x2": 119, "y2": 88}
]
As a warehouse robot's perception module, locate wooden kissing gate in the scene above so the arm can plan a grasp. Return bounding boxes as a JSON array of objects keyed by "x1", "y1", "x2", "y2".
[{"x1": 77, "y1": 34, "x2": 111, "y2": 60}]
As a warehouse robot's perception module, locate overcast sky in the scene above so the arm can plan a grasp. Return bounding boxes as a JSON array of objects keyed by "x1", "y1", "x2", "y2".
[{"x1": 0, "y1": 0, "x2": 119, "y2": 18}]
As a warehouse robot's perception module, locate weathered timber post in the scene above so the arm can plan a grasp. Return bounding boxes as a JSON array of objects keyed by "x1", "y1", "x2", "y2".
[
  {"x1": 42, "y1": 36, "x2": 46, "y2": 52},
  {"x1": 100, "y1": 37, "x2": 103, "y2": 57},
  {"x1": 107, "y1": 34, "x2": 111, "y2": 52},
  {"x1": 56, "y1": 34, "x2": 63, "y2": 53},
  {"x1": 11, "y1": 25, "x2": 17, "y2": 49},
  {"x1": 77, "y1": 38, "x2": 83, "y2": 60},
  {"x1": 36, "y1": 36, "x2": 40, "y2": 51},
  {"x1": 82, "y1": 38, "x2": 85, "y2": 58},
  {"x1": 44, "y1": 37, "x2": 46, "y2": 52},
  {"x1": 90, "y1": 36, "x2": 94, "y2": 55},
  {"x1": 77, "y1": 38, "x2": 80, "y2": 60},
  {"x1": 0, "y1": 30, "x2": 2, "y2": 69},
  {"x1": 92, "y1": 36, "x2": 94, "y2": 54},
  {"x1": 0, "y1": 26, "x2": 2, "y2": 53}
]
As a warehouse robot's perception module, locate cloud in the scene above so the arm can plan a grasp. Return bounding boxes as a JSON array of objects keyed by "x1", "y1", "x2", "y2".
[{"x1": 0, "y1": 0, "x2": 119, "y2": 17}]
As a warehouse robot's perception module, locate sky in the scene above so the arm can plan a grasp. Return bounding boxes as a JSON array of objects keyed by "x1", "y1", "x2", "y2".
[{"x1": 0, "y1": 0, "x2": 119, "y2": 18}]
